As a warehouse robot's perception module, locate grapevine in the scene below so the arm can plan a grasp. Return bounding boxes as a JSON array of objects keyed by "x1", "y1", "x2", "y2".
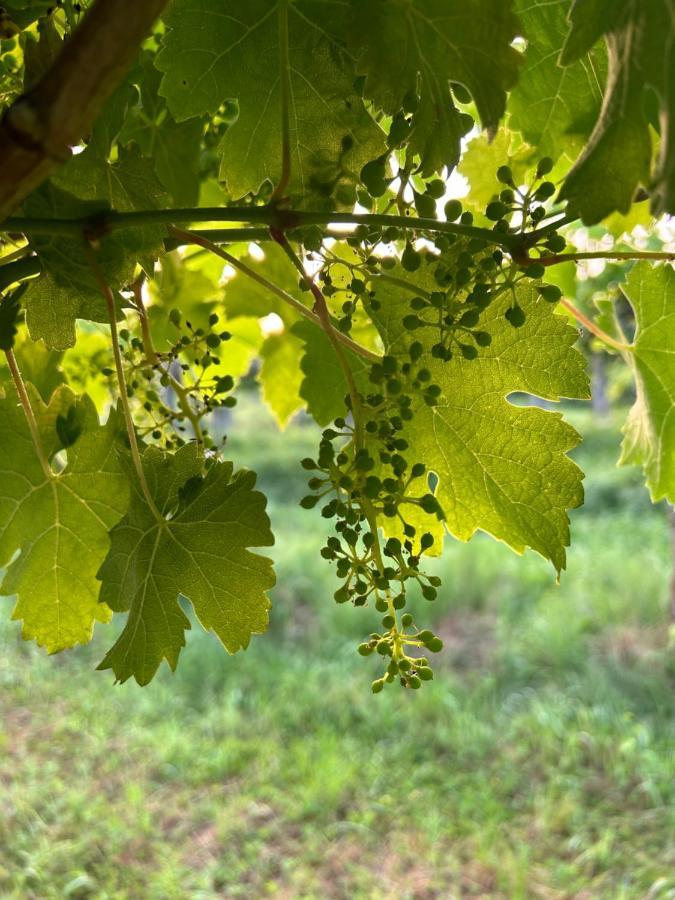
[{"x1": 0, "y1": 0, "x2": 672, "y2": 688}]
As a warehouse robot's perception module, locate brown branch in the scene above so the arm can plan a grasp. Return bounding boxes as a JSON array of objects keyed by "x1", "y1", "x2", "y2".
[{"x1": 0, "y1": 0, "x2": 169, "y2": 223}]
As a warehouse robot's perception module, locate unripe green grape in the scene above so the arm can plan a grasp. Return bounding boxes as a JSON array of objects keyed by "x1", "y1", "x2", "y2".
[
  {"x1": 418, "y1": 629, "x2": 434, "y2": 643},
  {"x1": 216, "y1": 374, "x2": 234, "y2": 393},
  {"x1": 393, "y1": 594, "x2": 406, "y2": 610},
  {"x1": 385, "y1": 537, "x2": 402, "y2": 556},
  {"x1": 536, "y1": 157, "x2": 554, "y2": 177},
  {"x1": 459, "y1": 309, "x2": 480, "y2": 327},
  {"x1": 538, "y1": 284, "x2": 562, "y2": 303},
  {"x1": 388, "y1": 114, "x2": 409, "y2": 147},
  {"x1": 422, "y1": 584, "x2": 438, "y2": 601},
  {"x1": 420, "y1": 532, "x2": 434, "y2": 550},
  {"x1": 455, "y1": 267, "x2": 471, "y2": 286},
  {"x1": 402, "y1": 245, "x2": 422, "y2": 272},
  {"x1": 334, "y1": 586, "x2": 350, "y2": 603},
  {"x1": 408, "y1": 675, "x2": 422, "y2": 689},
  {"x1": 358, "y1": 643, "x2": 373, "y2": 656},
  {"x1": 545, "y1": 234, "x2": 566, "y2": 253},
  {"x1": 444, "y1": 199, "x2": 462, "y2": 222},
  {"x1": 523, "y1": 263, "x2": 546, "y2": 279},
  {"x1": 534, "y1": 181, "x2": 556, "y2": 200},
  {"x1": 401, "y1": 613, "x2": 413, "y2": 627},
  {"x1": 486, "y1": 201, "x2": 507, "y2": 221},
  {"x1": 376, "y1": 640, "x2": 391, "y2": 655},
  {"x1": 505, "y1": 304, "x2": 526, "y2": 327},
  {"x1": 408, "y1": 341, "x2": 423, "y2": 361},
  {"x1": 382, "y1": 614, "x2": 395, "y2": 629},
  {"x1": 474, "y1": 331, "x2": 492, "y2": 347},
  {"x1": 375, "y1": 597, "x2": 388, "y2": 613},
  {"x1": 497, "y1": 165, "x2": 513, "y2": 185},
  {"x1": 371, "y1": 678, "x2": 385, "y2": 694},
  {"x1": 418, "y1": 667, "x2": 434, "y2": 681},
  {"x1": 426, "y1": 636, "x2": 444, "y2": 653},
  {"x1": 300, "y1": 495, "x2": 319, "y2": 509},
  {"x1": 414, "y1": 190, "x2": 437, "y2": 218},
  {"x1": 403, "y1": 314, "x2": 423, "y2": 330},
  {"x1": 460, "y1": 344, "x2": 478, "y2": 360},
  {"x1": 398, "y1": 658, "x2": 412, "y2": 672},
  {"x1": 427, "y1": 179, "x2": 446, "y2": 199}
]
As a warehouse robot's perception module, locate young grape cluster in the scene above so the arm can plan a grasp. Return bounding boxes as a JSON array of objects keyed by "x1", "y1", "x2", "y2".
[
  {"x1": 300, "y1": 349, "x2": 450, "y2": 691},
  {"x1": 298, "y1": 158, "x2": 569, "y2": 690},
  {"x1": 107, "y1": 306, "x2": 237, "y2": 450}
]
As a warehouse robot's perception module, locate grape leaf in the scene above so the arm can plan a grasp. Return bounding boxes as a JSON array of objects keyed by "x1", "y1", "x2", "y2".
[
  {"x1": 0, "y1": 386, "x2": 128, "y2": 651},
  {"x1": 21, "y1": 184, "x2": 131, "y2": 349},
  {"x1": 155, "y1": 0, "x2": 385, "y2": 206},
  {"x1": 371, "y1": 272, "x2": 589, "y2": 572},
  {"x1": 345, "y1": 0, "x2": 521, "y2": 176},
  {"x1": 558, "y1": 0, "x2": 674, "y2": 221},
  {"x1": 619, "y1": 263, "x2": 675, "y2": 502},
  {"x1": 291, "y1": 319, "x2": 371, "y2": 427},
  {"x1": 97, "y1": 445, "x2": 275, "y2": 685},
  {"x1": 259, "y1": 331, "x2": 304, "y2": 428},
  {"x1": 119, "y1": 53, "x2": 204, "y2": 207},
  {"x1": 508, "y1": 0, "x2": 607, "y2": 161}
]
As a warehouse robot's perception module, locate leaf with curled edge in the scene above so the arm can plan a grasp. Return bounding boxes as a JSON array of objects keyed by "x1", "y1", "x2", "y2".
[
  {"x1": 619, "y1": 262, "x2": 675, "y2": 502},
  {"x1": 0, "y1": 384, "x2": 129, "y2": 650},
  {"x1": 345, "y1": 0, "x2": 521, "y2": 176},
  {"x1": 558, "y1": 0, "x2": 675, "y2": 220},
  {"x1": 97, "y1": 444, "x2": 275, "y2": 685}
]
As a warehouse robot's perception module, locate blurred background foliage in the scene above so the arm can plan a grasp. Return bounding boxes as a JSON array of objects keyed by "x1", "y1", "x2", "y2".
[{"x1": 1, "y1": 388, "x2": 673, "y2": 899}]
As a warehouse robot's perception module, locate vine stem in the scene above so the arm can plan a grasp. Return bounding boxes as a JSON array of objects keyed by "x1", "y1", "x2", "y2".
[
  {"x1": 538, "y1": 249, "x2": 675, "y2": 267},
  {"x1": 83, "y1": 242, "x2": 164, "y2": 524},
  {"x1": 4, "y1": 348, "x2": 53, "y2": 480},
  {"x1": 362, "y1": 500, "x2": 403, "y2": 660},
  {"x1": 3, "y1": 207, "x2": 525, "y2": 250},
  {"x1": 130, "y1": 277, "x2": 204, "y2": 446},
  {"x1": 559, "y1": 298, "x2": 632, "y2": 352},
  {"x1": 270, "y1": 0, "x2": 292, "y2": 204},
  {"x1": 271, "y1": 228, "x2": 366, "y2": 450},
  {"x1": 169, "y1": 226, "x2": 381, "y2": 364}
]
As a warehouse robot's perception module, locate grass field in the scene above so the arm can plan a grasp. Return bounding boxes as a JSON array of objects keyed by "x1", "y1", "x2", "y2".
[{"x1": 1, "y1": 393, "x2": 674, "y2": 899}]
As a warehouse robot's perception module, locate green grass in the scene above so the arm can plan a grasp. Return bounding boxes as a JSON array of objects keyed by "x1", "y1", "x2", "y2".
[{"x1": 1, "y1": 394, "x2": 674, "y2": 899}]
